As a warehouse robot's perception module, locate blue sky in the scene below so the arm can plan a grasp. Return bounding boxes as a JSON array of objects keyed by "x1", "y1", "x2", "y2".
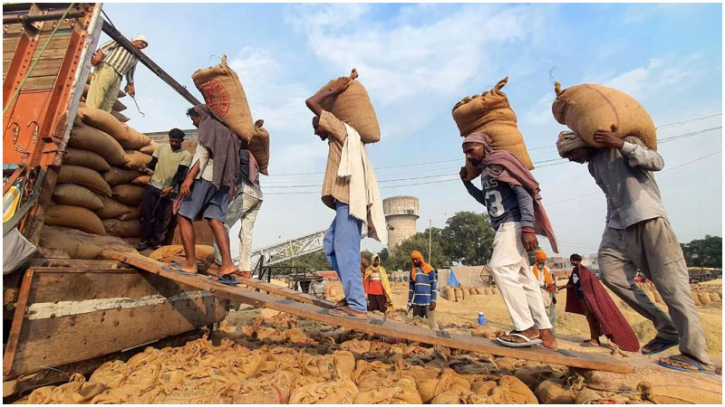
[{"x1": 102, "y1": 2, "x2": 722, "y2": 260}]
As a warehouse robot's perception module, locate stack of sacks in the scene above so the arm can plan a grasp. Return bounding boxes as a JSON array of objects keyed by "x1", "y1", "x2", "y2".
[
  {"x1": 192, "y1": 55, "x2": 271, "y2": 174},
  {"x1": 80, "y1": 74, "x2": 131, "y2": 123},
  {"x1": 47, "y1": 106, "x2": 154, "y2": 257},
  {"x1": 452, "y1": 77, "x2": 534, "y2": 181},
  {"x1": 552, "y1": 81, "x2": 657, "y2": 156}
]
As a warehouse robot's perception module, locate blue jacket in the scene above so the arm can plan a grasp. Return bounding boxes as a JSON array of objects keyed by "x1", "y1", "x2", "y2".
[{"x1": 408, "y1": 268, "x2": 438, "y2": 306}]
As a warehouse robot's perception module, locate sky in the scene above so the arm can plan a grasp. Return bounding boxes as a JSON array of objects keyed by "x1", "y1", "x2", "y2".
[{"x1": 101, "y1": 2, "x2": 723, "y2": 261}]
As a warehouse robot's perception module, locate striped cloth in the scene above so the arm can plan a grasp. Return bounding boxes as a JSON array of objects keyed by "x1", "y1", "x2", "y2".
[
  {"x1": 408, "y1": 268, "x2": 438, "y2": 306},
  {"x1": 97, "y1": 40, "x2": 138, "y2": 84}
]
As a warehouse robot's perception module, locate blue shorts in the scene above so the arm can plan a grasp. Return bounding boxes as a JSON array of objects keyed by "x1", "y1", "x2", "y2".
[{"x1": 177, "y1": 179, "x2": 230, "y2": 222}]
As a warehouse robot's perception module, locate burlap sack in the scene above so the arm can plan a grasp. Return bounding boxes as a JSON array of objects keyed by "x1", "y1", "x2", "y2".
[
  {"x1": 288, "y1": 379, "x2": 359, "y2": 404},
  {"x1": 535, "y1": 378, "x2": 576, "y2": 404},
  {"x1": 485, "y1": 287, "x2": 493, "y2": 295},
  {"x1": 53, "y1": 184, "x2": 104, "y2": 211},
  {"x1": 552, "y1": 82, "x2": 657, "y2": 150},
  {"x1": 110, "y1": 110, "x2": 130, "y2": 123},
  {"x1": 58, "y1": 165, "x2": 112, "y2": 196},
  {"x1": 452, "y1": 77, "x2": 533, "y2": 169},
  {"x1": 45, "y1": 205, "x2": 106, "y2": 235},
  {"x1": 112, "y1": 99, "x2": 126, "y2": 112},
  {"x1": 95, "y1": 196, "x2": 136, "y2": 219},
  {"x1": 514, "y1": 365, "x2": 555, "y2": 390},
  {"x1": 192, "y1": 55, "x2": 254, "y2": 141},
  {"x1": 249, "y1": 119, "x2": 270, "y2": 175},
  {"x1": 122, "y1": 150, "x2": 153, "y2": 170},
  {"x1": 489, "y1": 376, "x2": 538, "y2": 404},
  {"x1": 692, "y1": 290, "x2": 702, "y2": 306},
  {"x1": 316, "y1": 69, "x2": 380, "y2": 144},
  {"x1": 68, "y1": 123, "x2": 129, "y2": 166},
  {"x1": 698, "y1": 292, "x2": 712, "y2": 306},
  {"x1": 138, "y1": 141, "x2": 157, "y2": 155},
  {"x1": 454, "y1": 287, "x2": 463, "y2": 302},
  {"x1": 40, "y1": 226, "x2": 104, "y2": 259},
  {"x1": 149, "y1": 245, "x2": 216, "y2": 263},
  {"x1": 104, "y1": 167, "x2": 142, "y2": 186},
  {"x1": 131, "y1": 175, "x2": 150, "y2": 186},
  {"x1": 63, "y1": 147, "x2": 110, "y2": 171},
  {"x1": 112, "y1": 184, "x2": 145, "y2": 206},
  {"x1": 77, "y1": 106, "x2": 150, "y2": 149},
  {"x1": 709, "y1": 292, "x2": 720, "y2": 303},
  {"x1": 445, "y1": 286, "x2": 455, "y2": 301},
  {"x1": 102, "y1": 219, "x2": 141, "y2": 238}
]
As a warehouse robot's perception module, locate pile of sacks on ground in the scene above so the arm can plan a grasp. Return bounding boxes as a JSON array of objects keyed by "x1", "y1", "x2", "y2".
[
  {"x1": 40, "y1": 85, "x2": 157, "y2": 258},
  {"x1": 442, "y1": 285, "x2": 499, "y2": 302},
  {"x1": 21, "y1": 311, "x2": 721, "y2": 404},
  {"x1": 635, "y1": 281, "x2": 722, "y2": 308}
]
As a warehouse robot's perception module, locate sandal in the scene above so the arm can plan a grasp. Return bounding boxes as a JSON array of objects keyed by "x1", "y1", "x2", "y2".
[
  {"x1": 208, "y1": 271, "x2": 239, "y2": 286},
  {"x1": 642, "y1": 337, "x2": 679, "y2": 355},
  {"x1": 495, "y1": 332, "x2": 543, "y2": 348},
  {"x1": 327, "y1": 306, "x2": 367, "y2": 320},
  {"x1": 658, "y1": 354, "x2": 716, "y2": 375},
  {"x1": 161, "y1": 261, "x2": 198, "y2": 276}
]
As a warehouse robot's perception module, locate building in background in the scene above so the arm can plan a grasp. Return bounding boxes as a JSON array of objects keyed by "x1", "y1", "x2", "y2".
[{"x1": 383, "y1": 196, "x2": 419, "y2": 249}]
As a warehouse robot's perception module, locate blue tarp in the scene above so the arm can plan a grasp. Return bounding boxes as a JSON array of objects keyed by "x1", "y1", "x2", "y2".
[{"x1": 447, "y1": 268, "x2": 460, "y2": 287}]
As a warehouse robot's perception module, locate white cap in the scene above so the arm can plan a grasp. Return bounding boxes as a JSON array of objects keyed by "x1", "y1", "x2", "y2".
[{"x1": 131, "y1": 34, "x2": 148, "y2": 46}]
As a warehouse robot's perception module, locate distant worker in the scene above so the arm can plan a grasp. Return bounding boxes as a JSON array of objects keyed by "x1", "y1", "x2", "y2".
[
  {"x1": 166, "y1": 106, "x2": 241, "y2": 285},
  {"x1": 558, "y1": 130, "x2": 712, "y2": 373},
  {"x1": 461, "y1": 132, "x2": 558, "y2": 350},
  {"x1": 88, "y1": 34, "x2": 148, "y2": 112},
  {"x1": 305, "y1": 77, "x2": 387, "y2": 320},
  {"x1": 364, "y1": 254, "x2": 393, "y2": 313},
  {"x1": 137, "y1": 128, "x2": 191, "y2": 251},
  {"x1": 211, "y1": 146, "x2": 264, "y2": 279},
  {"x1": 560, "y1": 254, "x2": 639, "y2": 352},
  {"x1": 532, "y1": 249, "x2": 557, "y2": 333},
  {"x1": 407, "y1": 250, "x2": 437, "y2": 328}
]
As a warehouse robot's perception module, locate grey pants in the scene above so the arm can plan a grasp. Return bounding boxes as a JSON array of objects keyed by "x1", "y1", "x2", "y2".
[
  {"x1": 598, "y1": 217, "x2": 709, "y2": 364},
  {"x1": 412, "y1": 305, "x2": 436, "y2": 329},
  {"x1": 212, "y1": 192, "x2": 262, "y2": 270}
]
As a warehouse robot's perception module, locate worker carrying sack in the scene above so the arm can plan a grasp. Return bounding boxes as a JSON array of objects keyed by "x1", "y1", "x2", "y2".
[
  {"x1": 249, "y1": 119, "x2": 270, "y2": 175},
  {"x1": 453, "y1": 77, "x2": 534, "y2": 173},
  {"x1": 316, "y1": 69, "x2": 381, "y2": 144},
  {"x1": 552, "y1": 82, "x2": 657, "y2": 150},
  {"x1": 192, "y1": 55, "x2": 254, "y2": 141}
]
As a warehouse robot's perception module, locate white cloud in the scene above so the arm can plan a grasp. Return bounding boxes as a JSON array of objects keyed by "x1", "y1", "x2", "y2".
[{"x1": 526, "y1": 93, "x2": 556, "y2": 125}]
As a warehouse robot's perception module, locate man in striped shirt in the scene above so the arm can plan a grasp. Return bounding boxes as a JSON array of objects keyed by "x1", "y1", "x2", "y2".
[
  {"x1": 407, "y1": 250, "x2": 437, "y2": 329},
  {"x1": 87, "y1": 34, "x2": 148, "y2": 112}
]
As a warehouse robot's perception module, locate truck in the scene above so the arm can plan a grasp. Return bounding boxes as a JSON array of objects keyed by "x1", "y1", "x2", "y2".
[{"x1": 2, "y1": 3, "x2": 228, "y2": 397}]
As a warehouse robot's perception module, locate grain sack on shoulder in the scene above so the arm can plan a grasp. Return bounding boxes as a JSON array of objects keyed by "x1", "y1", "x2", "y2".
[
  {"x1": 68, "y1": 123, "x2": 129, "y2": 166},
  {"x1": 45, "y1": 205, "x2": 106, "y2": 235},
  {"x1": 53, "y1": 184, "x2": 104, "y2": 210},
  {"x1": 103, "y1": 219, "x2": 141, "y2": 238},
  {"x1": 62, "y1": 147, "x2": 110, "y2": 171},
  {"x1": 316, "y1": 69, "x2": 380, "y2": 144},
  {"x1": 104, "y1": 167, "x2": 142, "y2": 186},
  {"x1": 112, "y1": 184, "x2": 145, "y2": 206},
  {"x1": 192, "y1": 55, "x2": 254, "y2": 141},
  {"x1": 58, "y1": 165, "x2": 112, "y2": 196},
  {"x1": 249, "y1": 119, "x2": 270, "y2": 175},
  {"x1": 77, "y1": 106, "x2": 150, "y2": 149},
  {"x1": 453, "y1": 77, "x2": 533, "y2": 170},
  {"x1": 552, "y1": 82, "x2": 657, "y2": 150}
]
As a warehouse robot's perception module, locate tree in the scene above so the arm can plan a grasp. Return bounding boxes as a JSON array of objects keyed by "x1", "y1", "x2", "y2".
[
  {"x1": 681, "y1": 235, "x2": 722, "y2": 268},
  {"x1": 387, "y1": 233, "x2": 449, "y2": 271},
  {"x1": 377, "y1": 248, "x2": 389, "y2": 264},
  {"x1": 440, "y1": 211, "x2": 495, "y2": 266}
]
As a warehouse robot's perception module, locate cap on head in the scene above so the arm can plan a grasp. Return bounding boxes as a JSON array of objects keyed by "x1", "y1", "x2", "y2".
[{"x1": 131, "y1": 34, "x2": 148, "y2": 46}]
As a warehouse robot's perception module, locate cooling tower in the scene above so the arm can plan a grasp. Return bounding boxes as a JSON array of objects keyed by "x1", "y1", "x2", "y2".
[{"x1": 383, "y1": 196, "x2": 419, "y2": 248}]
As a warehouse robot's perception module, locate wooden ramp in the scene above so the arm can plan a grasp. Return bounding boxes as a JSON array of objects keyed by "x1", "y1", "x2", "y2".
[{"x1": 109, "y1": 251, "x2": 634, "y2": 374}]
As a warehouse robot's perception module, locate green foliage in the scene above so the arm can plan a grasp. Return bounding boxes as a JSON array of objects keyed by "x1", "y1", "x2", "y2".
[
  {"x1": 387, "y1": 232, "x2": 448, "y2": 271},
  {"x1": 440, "y1": 211, "x2": 495, "y2": 266},
  {"x1": 681, "y1": 235, "x2": 722, "y2": 268}
]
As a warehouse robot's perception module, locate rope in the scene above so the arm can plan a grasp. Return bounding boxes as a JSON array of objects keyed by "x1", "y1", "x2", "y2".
[{"x1": 3, "y1": 3, "x2": 76, "y2": 116}]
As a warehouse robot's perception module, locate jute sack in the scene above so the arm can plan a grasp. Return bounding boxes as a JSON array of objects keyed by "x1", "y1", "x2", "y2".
[
  {"x1": 111, "y1": 110, "x2": 130, "y2": 123},
  {"x1": 535, "y1": 378, "x2": 576, "y2": 404},
  {"x1": 454, "y1": 287, "x2": 463, "y2": 302},
  {"x1": 316, "y1": 69, "x2": 380, "y2": 144},
  {"x1": 68, "y1": 123, "x2": 129, "y2": 166},
  {"x1": 57, "y1": 165, "x2": 112, "y2": 196},
  {"x1": 112, "y1": 98, "x2": 126, "y2": 112},
  {"x1": 77, "y1": 106, "x2": 150, "y2": 149},
  {"x1": 445, "y1": 286, "x2": 455, "y2": 301},
  {"x1": 139, "y1": 141, "x2": 157, "y2": 155},
  {"x1": 698, "y1": 292, "x2": 712, "y2": 306},
  {"x1": 131, "y1": 175, "x2": 150, "y2": 186},
  {"x1": 692, "y1": 290, "x2": 702, "y2": 306},
  {"x1": 149, "y1": 245, "x2": 215, "y2": 263},
  {"x1": 709, "y1": 292, "x2": 720, "y2": 303},
  {"x1": 485, "y1": 287, "x2": 493, "y2": 295},
  {"x1": 552, "y1": 82, "x2": 657, "y2": 150},
  {"x1": 112, "y1": 184, "x2": 145, "y2": 206},
  {"x1": 45, "y1": 205, "x2": 106, "y2": 235},
  {"x1": 53, "y1": 184, "x2": 104, "y2": 211},
  {"x1": 192, "y1": 55, "x2": 254, "y2": 141},
  {"x1": 249, "y1": 119, "x2": 270, "y2": 175},
  {"x1": 63, "y1": 147, "x2": 110, "y2": 171},
  {"x1": 461, "y1": 287, "x2": 468, "y2": 301},
  {"x1": 452, "y1": 77, "x2": 534, "y2": 169},
  {"x1": 122, "y1": 150, "x2": 153, "y2": 170},
  {"x1": 95, "y1": 196, "x2": 135, "y2": 219},
  {"x1": 103, "y1": 219, "x2": 141, "y2": 238},
  {"x1": 104, "y1": 167, "x2": 142, "y2": 186}
]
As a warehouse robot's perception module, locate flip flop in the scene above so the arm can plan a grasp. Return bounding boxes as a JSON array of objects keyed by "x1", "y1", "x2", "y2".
[
  {"x1": 495, "y1": 333, "x2": 543, "y2": 348},
  {"x1": 327, "y1": 306, "x2": 367, "y2": 320},
  {"x1": 580, "y1": 341, "x2": 600, "y2": 348},
  {"x1": 642, "y1": 337, "x2": 679, "y2": 355},
  {"x1": 208, "y1": 272, "x2": 240, "y2": 286},
  {"x1": 161, "y1": 261, "x2": 198, "y2": 276},
  {"x1": 658, "y1": 354, "x2": 716, "y2": 375}
]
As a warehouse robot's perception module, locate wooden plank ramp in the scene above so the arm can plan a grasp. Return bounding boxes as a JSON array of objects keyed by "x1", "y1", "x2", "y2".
[{"x1": 109, "y1": 251, "x2": 634, "y2": 374}]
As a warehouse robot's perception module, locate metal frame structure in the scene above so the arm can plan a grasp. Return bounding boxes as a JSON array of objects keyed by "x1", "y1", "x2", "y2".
[{"x1": 248, "y1": 229, "x2": 328, "y2": 267}]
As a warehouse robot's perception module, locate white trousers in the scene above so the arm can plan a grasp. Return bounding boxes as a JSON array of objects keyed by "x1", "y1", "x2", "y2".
[{"x1": 489, "y1": 222, "x2": 552, "y2": 331}]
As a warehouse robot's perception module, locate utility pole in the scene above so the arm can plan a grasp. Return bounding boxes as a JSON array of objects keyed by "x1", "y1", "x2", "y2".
[{"x1": 428, "y1": 219, "x2": 432, "y2": 260}]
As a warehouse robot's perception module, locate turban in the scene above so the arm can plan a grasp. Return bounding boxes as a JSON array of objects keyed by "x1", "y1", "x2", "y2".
[
  {"x1": 534, "y1": 249, "x2": 547, "y2": 261},
  {"x1": 556, "y1": 131, "x2": 589, "y2": 157},
  {"x1": 462, "y1": 132, "x2": 493, "y2": 154}
]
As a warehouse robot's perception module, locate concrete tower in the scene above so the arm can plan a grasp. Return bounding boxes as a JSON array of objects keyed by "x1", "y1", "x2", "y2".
[{"x1": 383, "y1": 196, "x2": 420, "y2": 248}]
